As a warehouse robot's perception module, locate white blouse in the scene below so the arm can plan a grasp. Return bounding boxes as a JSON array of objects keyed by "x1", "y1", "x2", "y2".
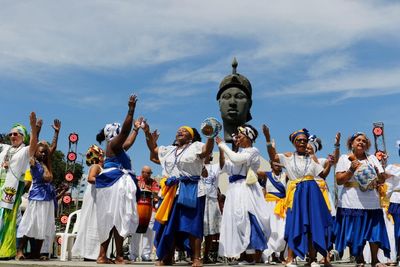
[
  {"x1": 336, "y1": 154, "x2": 383, "y2": 210},
  {"x1": 278, "y1": 153, "x2": 323, "y2": 181},
  {"x1": 158, "y1": 141, "x2": 205, "y2": 196}
]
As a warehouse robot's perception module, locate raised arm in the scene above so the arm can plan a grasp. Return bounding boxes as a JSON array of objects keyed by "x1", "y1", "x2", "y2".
[
  {"x1": 262, "y1": 124, "x2": 280, "y2": 164},
  {"x1": 29, "y1": 112, "x2": 38, "y2": 157},
  {"x1": 142, "y1": 120, "x2": 160, "y2": 164},
  {"x1": 49, "y1": 119, "x2": 61, "y2": 156},
  {"x1": 123, "y1": 117, "x2": 142, "y2": 151},
  {"x1": 199, "y1": 138, "x2": 214, "y2": 159},
  {"x1": 333, "y1": 132, "x2": 341, "y2": 165},
  {"x1": 216, "y1": 137, "x2": 225, "y2": 169},
  {"x1": 109, "y1": 94, "x2": 137, "y2": 154}
]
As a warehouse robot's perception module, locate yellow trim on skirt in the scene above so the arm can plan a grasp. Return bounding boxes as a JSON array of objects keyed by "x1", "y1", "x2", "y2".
[
  {"x1": 315, "y1": 179, "x2": 332, "y2": 211},
  {"x1": 286, "y1": 176, "x2": 314, "y2": 210}
]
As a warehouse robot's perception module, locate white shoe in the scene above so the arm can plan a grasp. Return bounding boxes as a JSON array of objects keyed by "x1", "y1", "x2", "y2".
[
  {"x1": 310, "y1": 262, "x2": 320, "y2": 267},
  {"x1": 238, "y1": 260, "x2": 255, "y2": 265},
  {"x1": 285, "y1": 263, "x2": 298, "y2": 267}
]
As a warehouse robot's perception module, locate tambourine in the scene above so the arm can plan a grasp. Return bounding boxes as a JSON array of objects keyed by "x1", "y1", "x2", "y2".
[{"x1": 200, "y1": 117, "x2": 222, "y2": 138}]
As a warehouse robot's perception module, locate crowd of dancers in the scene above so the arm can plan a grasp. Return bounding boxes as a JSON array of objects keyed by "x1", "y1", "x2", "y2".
[{"x1": 0, "y1": 94, "x2": 400, "y2": 267}]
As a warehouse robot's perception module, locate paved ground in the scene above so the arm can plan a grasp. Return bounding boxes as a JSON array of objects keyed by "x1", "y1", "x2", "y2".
[{"x1": 0, "y1": 260, "x2": 361, "y2": 267}]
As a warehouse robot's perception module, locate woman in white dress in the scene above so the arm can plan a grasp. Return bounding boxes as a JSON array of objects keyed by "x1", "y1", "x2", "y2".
[
  {"x1": 335, "y1": 132, "x2": 389, "y2": 267},
  {"x1": 216, "y1": 124, "x2": 270, "y2": 264},
  {"x1": 0, "y1": 112, "x2": 38, "y2": 259},
  {"x1": 143, "y1": 123, "x2": 214, "y2": 267},
  {"x1": 71, "y1": 144, "x2": 104, "y2": 261},
  {"x1": 95, "y1": 94, "x2": 139, "y2": 264}
]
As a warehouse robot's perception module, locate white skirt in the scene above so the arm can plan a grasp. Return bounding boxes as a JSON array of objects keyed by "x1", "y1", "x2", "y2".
[
  {"x1": 262, "y1": 200, "x2": 286, "y2": 257},
  {"x1": 203, "y1": 196, "x2": 222, "y2": 236},
  {"x1": 96, "y1": 173, "x2": 138, "y2": 243},
  {"x1": 219, "y1": 179, "x2": 270, "y2": 257},
  {"x1": 72, "y1": 183, "x2": 100, "y2": 260},
  {"x1": 17, "y1": 200, "x2": 55, "y2": 240}
]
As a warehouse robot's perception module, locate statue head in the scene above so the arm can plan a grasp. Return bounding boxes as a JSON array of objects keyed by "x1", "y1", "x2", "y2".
[{"x1": 217, "y1": 58, "x2": 253, "y2": 143}]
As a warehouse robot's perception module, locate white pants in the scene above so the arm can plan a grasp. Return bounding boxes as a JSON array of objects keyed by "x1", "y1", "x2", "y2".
[{"x1": 129, "y1": 212, "x2": 155, "y2": 260}]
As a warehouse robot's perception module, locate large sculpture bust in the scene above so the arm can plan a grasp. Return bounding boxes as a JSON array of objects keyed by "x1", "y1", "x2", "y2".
[{"x1": 217, "y1": 58, "x2": 252, "y2": 143}]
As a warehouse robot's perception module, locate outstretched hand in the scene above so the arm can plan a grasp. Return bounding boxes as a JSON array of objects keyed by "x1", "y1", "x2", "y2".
[
  {"x1": 134, "y1": 117, "x2": 144, "y2": 129},
  {"x1": 335, "y1": 132, "x2": 341, "y2": 146},
  {"x1": 52, "y1": 119, "x2": 61, "y2": 132},
  {"x1": 151, "y1": 129, "x2": 160, "y2": 143},
  {"x1": 128, "y1": 94, "x2": 138, "y2": 109},
  {"x1": 30, "y1": 112, "x2": 37, "y2": 128},
  {"x1": 262, "y1": 124, "x2": 271, "y2": 141}
]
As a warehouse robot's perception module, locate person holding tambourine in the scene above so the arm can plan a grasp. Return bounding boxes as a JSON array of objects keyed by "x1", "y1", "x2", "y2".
[{"x1": 335, "y1": 132, "x2": 390, "y2": 267}]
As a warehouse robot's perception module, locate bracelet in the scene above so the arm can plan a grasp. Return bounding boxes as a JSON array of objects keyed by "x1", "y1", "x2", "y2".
[
  {"x1": 266, "y1": 142, "x2": 272, "y2": 147},
  {"x1": 334, "y1": 144, "x2": 340, "y2": 148},
  {"x1": 348, "y1": 167, "x2": 355, "y2": 174},
  {"x1": 132, "y1": 128, "x2": 139, "y2": 132}
]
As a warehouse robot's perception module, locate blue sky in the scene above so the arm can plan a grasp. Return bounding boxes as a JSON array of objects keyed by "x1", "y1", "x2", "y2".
[{"x1": 1, "y1": 0, "x2": 400, "y2": 179}]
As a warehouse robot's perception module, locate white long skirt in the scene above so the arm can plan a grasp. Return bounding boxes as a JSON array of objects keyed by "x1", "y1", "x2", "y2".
[
  {"x1": 96, "y1": 173, "x2": 138, "y2": 243},
  {"x1": 203, "y1": 196, "x2": 222, "y2": 236},
  {"x1": 17, "y1": 200, "x2": 55, "y2": 240},
  {"x1": 219, "y1": 179, "x2": 270, "y2": 257},
  {"x1": 71, "y1": 183, "x2": 100, "y2": 260},
  {"x1": 262, "y1": 200, "x2": 286, "y2": 258}
]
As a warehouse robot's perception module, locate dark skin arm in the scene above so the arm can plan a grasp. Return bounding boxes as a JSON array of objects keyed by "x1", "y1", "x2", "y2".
[
  {"x1": 107, "y1": 94, "x2": 137, "y2": 157},
  {"x1": 142, "y1": 120, "x2": 160, "y2": 164},
  {"x1": 262, "y1": 124, "x2": 281, "y2": 164},
  {"x1": 87, "y1": 164, "x2": 102, "y2": 184},
  {"x1": 215, "y1": 137, "x2": 225, "y2": 169},
  {"x1": 123, "y1": 117, "x2": 142, "y2": 151},
  {"x1": 49, "y1": 119, "x2": 61, "y2": 156},
  {"x1": 29, "y1": 112, "x2": 39, "y2": 157}
]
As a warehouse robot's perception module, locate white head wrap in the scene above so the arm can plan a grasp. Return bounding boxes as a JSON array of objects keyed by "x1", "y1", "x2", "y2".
[
  {"x1": 104, "y1": 123, "x2": 121, "y2": 142},
  {"x1": 308, "y1": 134, "x2": 321, "y2": 153},
  {"x1": 238, "y1": 125, "x2": 257, "y2": 143}
]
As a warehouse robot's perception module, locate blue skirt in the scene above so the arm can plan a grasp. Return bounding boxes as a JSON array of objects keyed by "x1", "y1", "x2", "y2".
[
  {"x1": 334, "y1": 207, "x2": 390, "y2": 258},
  {"x1": 388, "y1": 202, "x2": 400, "y2": 255},
  {"x1": 155, "y1": 196, "x2": 205, "y2": 260},
  {"x1": 285, "y1": 180, "x2": 332, "y2": 259}
]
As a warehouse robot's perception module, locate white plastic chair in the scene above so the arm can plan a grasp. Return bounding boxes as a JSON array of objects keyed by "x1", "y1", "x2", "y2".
[{"x1": 55, "y1": 209, "x2": 81, "y2": 261}]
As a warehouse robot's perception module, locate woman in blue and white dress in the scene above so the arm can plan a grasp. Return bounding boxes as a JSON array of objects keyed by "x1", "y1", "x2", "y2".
[
  {"x1": 258, "y1": 161, "x2": 287, "y2": 264},
  {"x1": 143, "y1": 123, "x2": 214, "y2": 267},
  {"x1": 216, "y1": 124, "x2": 270, "y2": 264},
  {"x1": 95, "y1": 94, "x2": 139, "y2": 264},
  {"x1": 264, "y1": 126, "x2": 332, "y2": 267},
  {"x1": 335, "y1": 132, "x2": 389, "y2": 267}
]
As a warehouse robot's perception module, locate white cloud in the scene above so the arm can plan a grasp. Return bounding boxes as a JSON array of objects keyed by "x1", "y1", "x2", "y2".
[
  {"x1": 1, "y1": 0, "x2": 399, "y2": 70},
  {"x1": 263, "y1": 67, "x2": 400, "y2": 100}
]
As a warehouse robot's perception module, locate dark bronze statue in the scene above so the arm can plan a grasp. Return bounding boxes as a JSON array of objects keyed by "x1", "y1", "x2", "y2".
[{"x1": 217, "y1": 58, "x2": 252, "y2": 143}]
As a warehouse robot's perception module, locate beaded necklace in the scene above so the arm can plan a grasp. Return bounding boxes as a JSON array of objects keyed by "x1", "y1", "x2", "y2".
[
  {"x1": 165, "y1": 143, "x2": 191, "y2": 175},
  {"x1": 293, "y1": 152, "x2": 311, "y2": 178}
]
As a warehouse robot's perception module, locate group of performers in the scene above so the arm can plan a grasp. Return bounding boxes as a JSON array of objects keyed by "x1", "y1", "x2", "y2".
[{"x1": 1, "y1": 93, "x2": 400, "y2": 267}]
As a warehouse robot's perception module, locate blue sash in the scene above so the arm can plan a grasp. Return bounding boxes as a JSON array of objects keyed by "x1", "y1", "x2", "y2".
[
  {"x1": 96, "y1": 167, "x2": 136, "y2": 188},
  {"x1": 229, "y1": 175, "x2": 246, "y2": 183},
  {"x1": 176, "y1": 176, "x2": 200, "y2": 209},
  {"x1": 266, "y1": 171, "x2": 286, "y2": 199}
]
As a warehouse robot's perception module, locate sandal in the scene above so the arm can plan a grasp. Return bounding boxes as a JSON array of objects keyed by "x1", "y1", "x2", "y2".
[
  {"x1": 39, "y1": 255, "x2": 49, "y2": 261},
  {"x1": 15, "y1": 254, "x2": 25, "y2": 261},
  {"x1": 373, "y1": 263, "x2": 386, "y2": 267},
  {"x1": 192, "y1": 258, "x2": 202, "y2": 267},
  {"x1": 96, "y1": 257, "x2": 115, "y2": 264}
]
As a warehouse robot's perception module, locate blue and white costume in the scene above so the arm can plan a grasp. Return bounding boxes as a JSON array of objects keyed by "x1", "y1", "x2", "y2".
[
  {"x1": 155, "y1": 141, "x2": 206, "y2": 260},
  {"x1": 334, "y1": 154, "x2": 390, "y2": 258},
  {"x1": 278, "y1": 153, "x2": 332, "y2": 259},
  {"x1": 96, "y1": 151, "x2": 138, "y2": 243},
  {"x1": 17, "y1": 161, "x2": 55, "y2": 241},
  {"x1": 218, "y1": 143, "x2": 270, "y2": 258}
]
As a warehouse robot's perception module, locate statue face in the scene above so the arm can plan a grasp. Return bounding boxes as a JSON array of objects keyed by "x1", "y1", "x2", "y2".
[{"x1": 218, "y1": 87, "x2": 250, "y2": 124}]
